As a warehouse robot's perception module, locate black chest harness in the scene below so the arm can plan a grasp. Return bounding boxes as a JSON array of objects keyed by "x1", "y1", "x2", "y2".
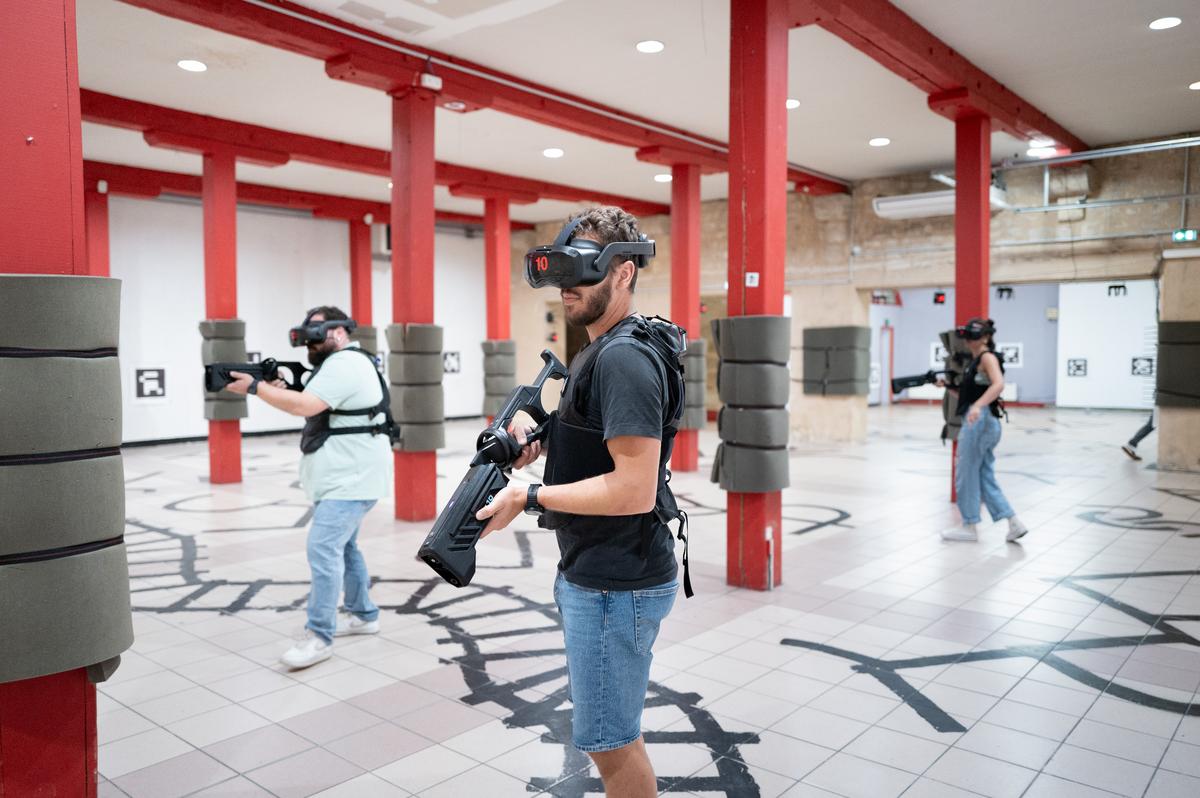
[
  {"x1": 540, "y1": 315, "x2": 693, "y2": 597},
  {"x1": 300, "y1": 348, "x2": 399, "y2": 454},
  {"x1": 957, "y1": 351, "x2": 1008, "y2": 421}
]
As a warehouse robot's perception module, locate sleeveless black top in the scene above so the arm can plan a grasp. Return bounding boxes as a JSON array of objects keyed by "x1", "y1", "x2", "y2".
[{"x1": 956, "y1": 350, "x2": 1005, "y2": 418}]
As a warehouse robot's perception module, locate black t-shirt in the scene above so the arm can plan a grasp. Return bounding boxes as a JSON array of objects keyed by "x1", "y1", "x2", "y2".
[{"x1": 553, "y1": 334, "x2": 678, "y2": 591}]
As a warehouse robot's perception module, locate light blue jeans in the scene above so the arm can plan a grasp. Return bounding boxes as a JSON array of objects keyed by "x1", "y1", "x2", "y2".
[
  {"x1": 955, "y1": 413, "x2": 1014, "y2": 525},
  {"x1": 305, "y1": 499, "x2": 379, "y2": 643}
]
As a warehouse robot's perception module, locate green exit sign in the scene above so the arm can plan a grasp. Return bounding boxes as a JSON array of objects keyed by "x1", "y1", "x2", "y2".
[{"x1": 1173, "y1": 228, "x2": 1199, "y2": 243}]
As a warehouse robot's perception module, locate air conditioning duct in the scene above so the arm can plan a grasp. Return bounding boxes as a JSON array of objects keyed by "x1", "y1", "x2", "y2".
[{"x1": 872, "y1": 186, "x2": 1009, "y2": 220}]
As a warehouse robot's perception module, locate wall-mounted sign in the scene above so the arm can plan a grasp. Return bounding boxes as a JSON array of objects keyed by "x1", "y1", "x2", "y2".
[
  {"x1": 997, "y1": 342, "x2": 1023, "y2": 369},
  {"x1": 1067, "y1": 359, "x2": 1088, "y2": 377},
  {"x1": 1131, "y1": 357, "x2": 1155, "y2": 377},
  {"x1": 869, "y1": 362, "x2": 881, "y2": 390},
  {"x1": 246, "y1": 351, "x2": 262, "y2": 364},
  {"x1": 134, "y1": 368, "x2": 167, "y2": 400},
  {"x1": 443, "y1": 351, "x2": 461, "y2": 374}
]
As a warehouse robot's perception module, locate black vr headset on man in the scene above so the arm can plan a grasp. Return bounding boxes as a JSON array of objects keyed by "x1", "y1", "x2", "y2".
[
  {"x1": 524, "y1": 216, "x2": 656, "y2": 289},
  {"x1": 956, "y1": 317, "x2": 995, "y2": 341},
  {"x1": 288, "y1": 308, "x2": 359, "y2": 347}
]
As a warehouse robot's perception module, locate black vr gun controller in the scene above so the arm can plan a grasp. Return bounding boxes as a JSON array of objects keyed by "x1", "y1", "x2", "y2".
[
  {"x1": 204, "y1": 358, "x2": 309, "y2": 393},
  {"x1": 418, "y1": 349, "x2": 569, "y2": 588},
  {"x1": 890, "y1": 369, "x2": 947, "y2": 395}
]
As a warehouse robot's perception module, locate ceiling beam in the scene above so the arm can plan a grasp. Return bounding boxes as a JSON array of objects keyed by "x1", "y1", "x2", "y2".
[
  {"x1": 81, "y1": 90, "x2": 670, "y2": 217},
  {"x1": 790, "y1": 0, "x2": 1087, "y2": 152},
  {"x1": 113, "y1": 0, "x2": 848, "y2": 192},
  {"x1": 83, "y1": 160, "x2": 535, "y2": 229}
]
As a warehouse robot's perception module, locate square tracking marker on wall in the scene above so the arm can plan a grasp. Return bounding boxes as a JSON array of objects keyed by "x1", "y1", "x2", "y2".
[{"x1": 1067, "y1": 359, "x2": 1088, "y2": 377}]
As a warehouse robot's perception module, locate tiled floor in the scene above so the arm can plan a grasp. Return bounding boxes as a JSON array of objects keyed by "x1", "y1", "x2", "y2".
[{"x1": 98, "y1": 405, "x2": 1200, "y2": 797}]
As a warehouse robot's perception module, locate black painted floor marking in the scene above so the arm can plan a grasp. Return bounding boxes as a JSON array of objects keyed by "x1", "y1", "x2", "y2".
[{"x1": 1077, "y1": 505, "x2": 1200, "y2": 537}]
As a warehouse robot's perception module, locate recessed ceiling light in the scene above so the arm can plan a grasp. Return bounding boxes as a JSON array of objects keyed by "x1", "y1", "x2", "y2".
[
  {"x1": 542, "y1": 147, "x2": 564, "y2": 159},
  {"x1": 868, "y1": 137, "x2": 890, "y2": 147},
  {"x1": 1029, "y1": 137, "x2": 1054, "y2": 148},
  {"x1": 786, "y1": 98, "x2": 801, "y2": 110},
  {"x1": 636, "y1": 40, "x2": 665, "y2": 54},
  {"x1": 654, "y1": 174, "x2": 673, "y2": 183},
  {"x1": 1190, "y1": 80, "x2": 1200, "y2": 90},
  {"x1": 1026, "y1": 146, "x2": 1057, "y2": 159},
  {"x1": 177, "y1": 59, "x2": 207, "y2": 72},
  {"x1": 1149, "y1": 16, "x2": 1181, "y2": 30},
  {"x1": 387, "y1": 181, "x2": 394, "y2": 189},
  {"x1": 443, "y1": 101, "x2": 467, "y2": 112}
]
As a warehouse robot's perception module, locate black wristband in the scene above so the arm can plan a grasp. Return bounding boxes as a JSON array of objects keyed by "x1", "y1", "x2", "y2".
[
  {"x1": 524, "y1": 483, "x2": 544, "y2": 517},
  {"x1": 248, "y1": 378, "x2": 260, "y2": 396}
]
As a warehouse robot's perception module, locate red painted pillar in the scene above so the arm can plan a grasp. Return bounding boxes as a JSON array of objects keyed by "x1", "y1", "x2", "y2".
[
  {"x1": 954, "y1": 113, "x2": 991, "y2": 326},
  {"x1": 203, "y1": 150, "x2": 242, "y2": 484},
  {"x1": 84, "y1": 187, "x2": 110, "y2": 277},
  {"x1": 349, "y1": 218, "x2": 373, "y2": 325},
  {"x1": 391, "y1": 87, "x2": 438, "y2": 521},
  {"x1": 726, "y1": 0, "x2": 787, "y2": 590},
  {"x1": 671, "y1": 162, "x2": 702, "y2": 472},
  {"x1": 484, "y1": 197, "x2": 512, "y2": 341},
  {"x1": 0, "y1": 1, "x2": 98, "y2": 794}
]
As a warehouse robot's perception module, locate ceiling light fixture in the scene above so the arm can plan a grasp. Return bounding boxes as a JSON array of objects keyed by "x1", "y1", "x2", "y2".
[
  {"x1": 1026, "y1": 146, "x2": 1057, "y2": 159},
  {"x1": 786, "y1": 98, "x2": 801, "y2": 110},
  {"x1": 387, "y1": 181, "x2": 394, "y2": 189},
  {"x1": 176, "y1": 59, "x2": 207, "y2": 72},
  {"x1": 1029, "y1": 137, "x2": 1054, "y2": 148},
  {"x1": 635, "y1": 40, "x2": 665, "y2": 54},
  {"x1": 1190, "y1": 81, "x2": 1200, "y2": 90},
  {"x1": 443, "y1": 101, "x2": 467, "y2": 111},
  {"x1": 654, "y1": 174, "x2": 673, "y2": 183},
  {"x1": 1149, "y1": 16, "x2": 1182, "y2": 30},
  {"x1": 868, "y1": 137, "x2": 891, "y2": 147},
  {"x1": 542, "y1": 147, "x2": 564, "y2": 159}
]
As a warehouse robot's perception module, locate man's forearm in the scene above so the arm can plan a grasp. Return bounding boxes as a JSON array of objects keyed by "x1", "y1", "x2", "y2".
[
  {"x1": 538, "y1": 472, "x2": 655, "y2": 517},
  {"x1": 254, "y1": 383, "x2": 319, "y2": 417}
]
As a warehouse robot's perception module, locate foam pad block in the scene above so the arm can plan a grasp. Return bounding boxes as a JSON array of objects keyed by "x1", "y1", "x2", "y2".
[
  {"x1": 485, "y1": 375, "x2": 517, "y2": 395},
  {"x1": 803, "y1": 326, "x2": 870, "y2": 351},
  {"x1": 1159, "y1": 321, "x2": 1200, "y2": 345},
  {"x1": 711, "y1": 443, "x2": 789, "y2": 492},
  {"x1": 481, "y1": 339, "x2": 517, "y2": 355},
  {"x1": 680, "y1": 406, "x2": 708, "y2": 429},
  {"x1": 685, "y1": 384, "x2": 707, "y2": 408},
  {"x1": 388, "y1": 353, "x2": 443, "y2": 386},
  {"x1": 198, "y1": 319, "x2": 246, "y2": 340},
  {"x1": 802, "y1": 347, "x2": 870, "y2": 384},
  {"x1": 0, "y1": 544, "x2": 135, "y2": 683},
  {"x1": 718, "y1": 407, "x2": 790, "y2": 448},
  {"x1": 0, "y1": 453, "x2": 124, "y2": 558},
  {"x1": 483, "y1": 353, "x2": 517, "y2": 375},
  {"x1": 0, "y1": 358, "x2": 122, "y2": 457},
  {"x1": 204, "y1": 389, "x2": 244, "y2": 402},
  {"x1": 350, "y1": 325, "x2": 379, "y2": 355},
  {"x1": 391, "y1": 385, "x2": 445, "y2": 423},
  {"x1": 1, "y1": 275, "x2": 120, "y2": 350},
  {"x1": 201, "y1": 338, "x2": 247, "y2": 364},
  {"x1": 385, "y1": 323, "x2": 443, "y2": 353},
  {"x1": 397, "y1": 422, "x2": 445, "y2": 452},
  {"x1": 204, "y1": 399, "x2": 248, "y2": 421},
  {"x1": 686, "y1": 338, "x2": 706, "y2": 358},
  {"x1": 717, "y1": 363, "x2": 790, "y2": 407},
  {"x1": 483, "y1": 393, "x2": 510, "y2": 417},
  {"x1": 1158, "y1": 342, "x2": 1200, "y2": 407},
  {"x1": 712, "y1": 316, "x2": 791, "y2": 364}
]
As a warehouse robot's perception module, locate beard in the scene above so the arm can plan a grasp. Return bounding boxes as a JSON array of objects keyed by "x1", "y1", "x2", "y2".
[
  {"x1": 307, "y1": 341, "x2": 337, "y2": 367},
  {"x1": 564, "y1": 277, "x2": 613, "y2": 327}
]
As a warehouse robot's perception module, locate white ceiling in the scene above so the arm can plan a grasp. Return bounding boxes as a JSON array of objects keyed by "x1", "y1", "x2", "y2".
[{"x1": 77, "y1": 0, "x2": 1200, "y2": 222}]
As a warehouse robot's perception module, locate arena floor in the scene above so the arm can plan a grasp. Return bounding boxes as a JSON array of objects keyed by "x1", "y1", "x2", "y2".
[{"x1": 98, "y1": 405, "x2": 1200, "y2": 798}]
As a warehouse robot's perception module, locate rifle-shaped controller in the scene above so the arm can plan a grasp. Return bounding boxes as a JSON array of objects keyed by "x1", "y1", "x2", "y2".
[
  {"x1": 890, "y1": 369, "x2": 947, "y2": 394},
  {"x1": 204, "y1": 358, "x2": 309, "y2": 393},
  {"x1": 418, "y1": 349, "x2": 569, "y2": 587}
]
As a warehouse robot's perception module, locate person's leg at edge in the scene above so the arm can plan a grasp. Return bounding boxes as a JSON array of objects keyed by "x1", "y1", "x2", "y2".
[
  {"x1": 947, "y1": 419, "x2": 983, "y2": 540},
  {"x1": 341, "y1": 500, "x2": 379, "y2": 622},
  {"x1": 980, "y1": 417, "x2": 1015, "y2": 523},
  {"x1": 1123, "y1": 412, "x2": 1156, "y2": 460},
  {"x1": 589, "y1": 739, "x2": 657, "y2": 798}
]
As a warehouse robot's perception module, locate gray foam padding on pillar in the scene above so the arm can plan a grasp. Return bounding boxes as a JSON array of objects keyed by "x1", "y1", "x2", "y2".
[
  {"x1": 398, "y1": 422, "x2": 445, "y2": 452},
  {"x1": 483, "y1": 353, "x2": 517, "y2": 375},
  {"x1": 1158, "y1": 342, "x2": 1200, "y2": 407},
  {"x1": 803, "y1": 326, "x2": 870, "y2": 351},
  {"x1": 385, "y1": 323, "x2": 443, "y2": 353},
  {"x1": 680, "y1": 406, "x2": 708, "y2": 429},
  {"x1": 0, "y1": 454, "x2": 124, "y2": 558},
  {"x1": 198, "y1": 319, "x2": 246, "y2": 340},
  {"x1": 481, "y1": 339, "x2": 517, "y2": 355},
  {"x1": 0, "y1": 358, "x2": 121, "y2": 457},
  {"x1": 717, "y1": 363, "x2": 791, "y2": 407},
  {"x1": 687, "y1": 338, "x2": 706, "y2": 357},
  {"x1": 351, "y1": 325, "x2": 379, "y2": 355},
  {"x1": 388, "y1": 353, "x2": 443, "y2": 385},
  {"x1": 0, "y1": 544, "x2": 135, "y2": 684},
  {"x1": 712, "y1": 316, "x2": 791, "y2": 364},
  {"x1": 485, "y1": 375, "x2": 517, "y2": 395},
  {"x1": 685, "y1": 385, "x2": 707, "y2": 408},
  {"x1": 483, "y1": 393, "x2": 510, "y2": 417},
  {"x1": 718, "y1": 407, "x2": 790, "y2": 448},
  {"x1": 201, "y1": 338, "x2": 248, "y2": 364},
  {"x1": 711, "y1": 443, "x2": 789, "y2": 492},
  {"x1": 204, "y1": 389, "x2": 244, "y2": 402},
  {"x1": 204, "y1": 399, "x2": 248, "y2": 421},
  {"x1": 1, "y1": 276, "x2": 121, "y2": 350},
  {"x1": 391, "y1": 385, "x2": 445, "y2": 423}
]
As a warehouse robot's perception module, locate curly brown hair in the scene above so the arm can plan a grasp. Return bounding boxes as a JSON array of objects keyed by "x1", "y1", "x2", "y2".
[{"x1": 568, "y1": 206, "x2": 643, "y2": 291}]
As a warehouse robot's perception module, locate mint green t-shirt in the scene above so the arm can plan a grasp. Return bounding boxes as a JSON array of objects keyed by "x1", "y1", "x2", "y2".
[{"x1": 298, "y1": 345, "x2": 391, "y2": 502}]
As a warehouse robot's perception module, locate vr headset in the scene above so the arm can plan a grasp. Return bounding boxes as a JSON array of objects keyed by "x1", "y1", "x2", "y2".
[
  {"x1": 288, "y1": 308, "x2": 358, "y2": 347},
  {"x1": 956, "y1": 318, "x2": 996, "y2": 340},
  {"x1": 524, "y1": 216, "x2": 655, "y2": 289}
]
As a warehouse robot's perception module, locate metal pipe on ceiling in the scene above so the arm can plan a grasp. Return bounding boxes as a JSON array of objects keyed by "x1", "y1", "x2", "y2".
[
  {"x1": 1012, "y1": 192, "x2": 1200, "y2": 214},
  {"x1": 999, "y1": 135, "x2": 1200, "y2": 169}
]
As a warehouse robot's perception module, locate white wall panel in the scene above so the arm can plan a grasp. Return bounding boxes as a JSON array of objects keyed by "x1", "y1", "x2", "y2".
[{"x1": 1055, "y1": 279, "x2": 1157, "y2": 409}]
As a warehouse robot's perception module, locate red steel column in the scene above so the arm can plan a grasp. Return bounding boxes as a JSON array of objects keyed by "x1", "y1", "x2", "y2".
[
  {"x1": 484, "y1": 197, "x2": 512, "y2": 340},
  {"x1": 391, "y1": 87, "x2": 438, "y2": 520},
  {"x1": 954, "y1": 113, "x2": 991, "y2": 326},
  {"x1": 0, "y1": 1, "x2": 98, "y2": 795},
  {"x1": 84, "y1": 187, "x2": 110, "y2": 277},
  {"x1": 203, "y1": 150, "x2": 242, "y2": 484},
  {"x1": 671, "y1": 162, "x2": 702, "y2": 472},
  {"x1": 726, "y1": 0, "x2": 787, "y2": 590},
  {"x1": 349, "y1": 218, "x2": 373, "y2": 325}
]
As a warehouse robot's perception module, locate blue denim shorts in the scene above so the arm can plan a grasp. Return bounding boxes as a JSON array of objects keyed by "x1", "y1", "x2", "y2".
[{"x1": 554, "y1": 572, "x2": 678, "y2": 753}]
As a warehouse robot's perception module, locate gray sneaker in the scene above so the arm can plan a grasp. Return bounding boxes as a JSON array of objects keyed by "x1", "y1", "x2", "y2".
[
  {"x1": 1006, "y1": 517, "x2": 1029, "y2": 542},
  {"x1": 941, "y1": 524, "x2": 979, "y2": 542},
  {"x1": 335, "y1": 615, "x2": 380, "y2": 637}
]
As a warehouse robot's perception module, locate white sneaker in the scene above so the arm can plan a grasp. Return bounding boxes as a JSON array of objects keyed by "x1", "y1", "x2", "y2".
[
  {"x1": 280, "y1": 630, "x2": 332, "y2": 669},
  {"x1": 941, "y1": 524, "x2": 979, "y2": 542},
  {"x1": 335, "y1": 615, "x2": 380, "y2": 637},
  {"x1": 1006, "y1": 516, "x2": 1029, "y2": 543}
]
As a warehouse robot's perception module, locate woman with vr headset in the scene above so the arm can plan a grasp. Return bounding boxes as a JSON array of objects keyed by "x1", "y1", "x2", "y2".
[{"x1": 939, "y1": 318, "x2": 1029, "y2": 543}]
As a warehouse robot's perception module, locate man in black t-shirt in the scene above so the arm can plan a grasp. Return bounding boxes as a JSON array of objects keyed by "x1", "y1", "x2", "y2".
[{"x1": 476, "y1": 207, "x2": 683, "y2": 798}]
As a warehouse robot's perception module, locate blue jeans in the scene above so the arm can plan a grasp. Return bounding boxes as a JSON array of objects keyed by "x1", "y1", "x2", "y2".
[
  {"x1": 305, "y1": 499, "x2": 379, "y2": 643},
  {"x1": 554, "y1": 572, "x2": 677, "y2": 753},
  {"x1": 956, "y1": 413, "x2": 1014, "y2": 525}
]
